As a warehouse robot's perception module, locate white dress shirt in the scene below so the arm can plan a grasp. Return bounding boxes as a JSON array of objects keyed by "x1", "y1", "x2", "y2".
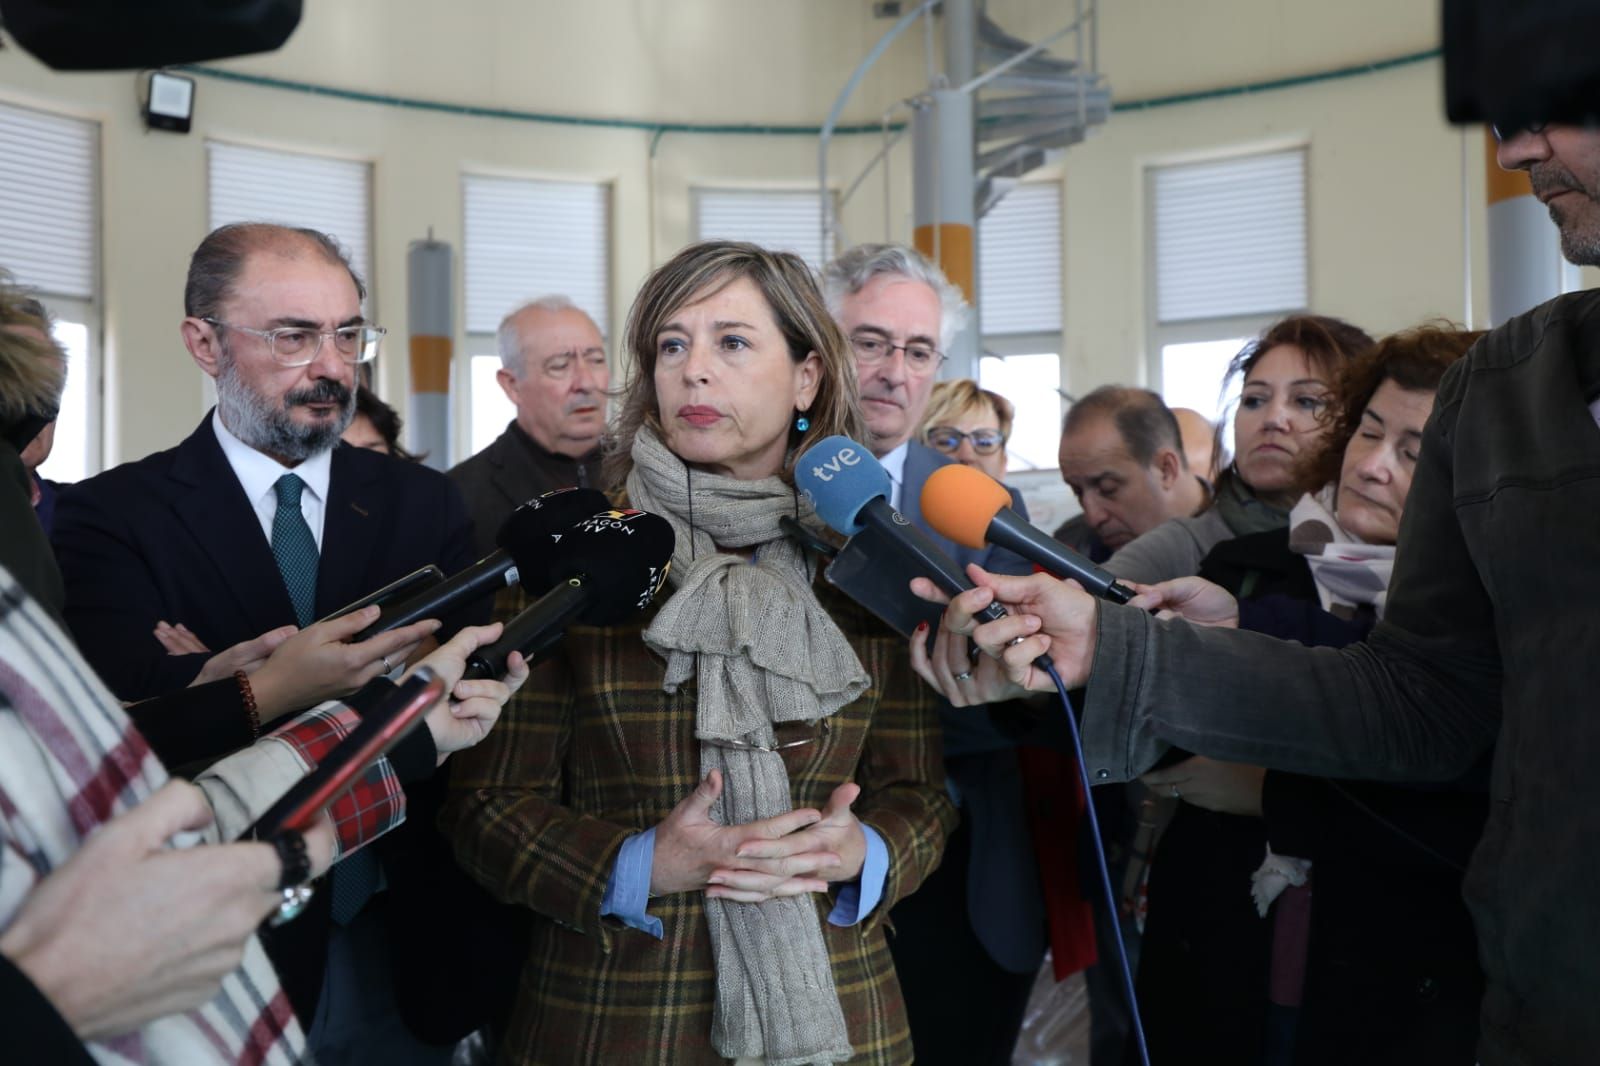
[
  {"x1": 878, "y1": 440, "x2": 909, "y2": 512},
  {"x1": 211, "y1": 410, "x2": 333, "y2": 551}
]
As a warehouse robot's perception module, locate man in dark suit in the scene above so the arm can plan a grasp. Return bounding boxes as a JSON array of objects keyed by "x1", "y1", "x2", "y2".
[
  {"x1": 52, "y1": 222, "x2": 482, "y2": 1065},
  {"x1": 822, "y1": 243, "x2": 1051, "y2": 1066},
  {"x1": 449, "y1": 295, "x2": 608, "y2": 555}
]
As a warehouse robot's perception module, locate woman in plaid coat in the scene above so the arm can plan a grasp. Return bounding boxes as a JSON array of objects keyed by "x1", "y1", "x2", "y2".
[{"x1": 444, "y1": 241, "x2": 956, "y2": 1066}]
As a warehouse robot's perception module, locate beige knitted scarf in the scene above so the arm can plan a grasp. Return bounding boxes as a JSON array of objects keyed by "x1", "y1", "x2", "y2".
[{"x1": 627, "y1": 427, "x2": 868, "y2": 1066}]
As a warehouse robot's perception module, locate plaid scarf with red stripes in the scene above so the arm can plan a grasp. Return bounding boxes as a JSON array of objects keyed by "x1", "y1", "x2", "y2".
[{"x1": 0, "y1": 570, "x2": 305, "y2": 1065}]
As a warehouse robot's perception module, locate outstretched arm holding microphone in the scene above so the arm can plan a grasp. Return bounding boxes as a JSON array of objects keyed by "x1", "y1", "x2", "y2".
[{"x1": 911, "y1": 552, "x2": 1499, "y2": 788}]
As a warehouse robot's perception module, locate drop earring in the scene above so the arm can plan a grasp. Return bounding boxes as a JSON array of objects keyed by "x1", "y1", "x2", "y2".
[{"x1": 795, "y1": 411, "x2": 811, "y2": 433}]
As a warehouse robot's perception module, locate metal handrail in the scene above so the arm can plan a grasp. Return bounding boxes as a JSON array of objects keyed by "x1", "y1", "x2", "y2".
[
  {"x1": 957, "y1": 13, "x2": 1090, "y2": 96},
  {"x1": 818, "y1": 0, "x2": 940, "y2": 259}
]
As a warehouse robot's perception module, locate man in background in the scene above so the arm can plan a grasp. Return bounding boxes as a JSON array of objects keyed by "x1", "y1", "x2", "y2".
[
  {"x1": 449, "y1": 295, "x2": 608, "y2": 554},
  {"x1": 52, "y1": 222, "x2": 484, "y2": 1064},
  {"x1": 822, "y1": 243, "x2": 1052, "y2": 1065},
  {"x1": 1054, "y1": 387, "x2": 1211, "y2": 563}
]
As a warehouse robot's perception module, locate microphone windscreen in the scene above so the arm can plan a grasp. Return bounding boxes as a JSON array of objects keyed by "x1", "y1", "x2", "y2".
[
  {"x1": 794, "y1": 436, "x2": 893, "y2": 535},
  {"x1": 495, "y1": 487, "x2": 613, "y2": 589},
  {"x1": 920, "y1": 464, "x2": 1013, "y2": 549},
  {"x1": 552, "y1": 508, "x2": 676, "y2": 625}
]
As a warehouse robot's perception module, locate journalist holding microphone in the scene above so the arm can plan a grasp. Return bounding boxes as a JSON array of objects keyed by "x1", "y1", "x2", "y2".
[
  {"x1": 912, "y1": 117, "x2": 1600, "y2": 1065},
  {"x1": 443, "y1": 240, "x2": 954, "y2": 1066}
]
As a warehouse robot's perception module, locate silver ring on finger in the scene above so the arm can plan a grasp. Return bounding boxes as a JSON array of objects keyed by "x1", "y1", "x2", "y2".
[
  {"x1": 1170, "y1": 784, "x2": 1182, "y2": 799},
  {"x1": 381, "y1": 655, "x2": 393, "y2": 673},
  {"x1": 952, "y1": 670, "x2": 974, "y2": 683}
]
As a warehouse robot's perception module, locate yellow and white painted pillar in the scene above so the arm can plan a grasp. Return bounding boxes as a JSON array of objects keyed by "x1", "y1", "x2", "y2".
[
  {"x1": 406, "y1": 236, "x2": 453, "y2": 470},
  {"x1": 1486, "y1": 129, "x2": 1564, "y2": 326}
]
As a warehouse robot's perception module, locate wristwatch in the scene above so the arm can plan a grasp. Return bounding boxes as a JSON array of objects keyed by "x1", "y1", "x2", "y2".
[{"x1": 267, "y1": 831, "x2": 314, "y2": 927}]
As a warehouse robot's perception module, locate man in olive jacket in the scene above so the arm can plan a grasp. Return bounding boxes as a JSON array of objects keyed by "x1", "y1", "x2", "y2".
[{"x1": 449, "y1": 296, "x2": 607, "y2": 555}]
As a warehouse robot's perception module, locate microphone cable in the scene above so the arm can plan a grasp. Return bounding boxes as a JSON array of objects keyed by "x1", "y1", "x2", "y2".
[{"x1": 1039, "y1": 657, "x2": 1153, "y2": 1066}]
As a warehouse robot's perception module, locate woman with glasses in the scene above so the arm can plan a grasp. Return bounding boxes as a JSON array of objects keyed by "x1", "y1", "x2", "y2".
[
  {"x1": 917, "y1": 378, "x2": 1014, "y2": 483},
  {"x1": 443, "y1": 241, "x2": 955, "y2": 1066}
]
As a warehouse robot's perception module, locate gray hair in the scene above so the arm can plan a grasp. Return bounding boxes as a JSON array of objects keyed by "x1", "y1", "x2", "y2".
[
  {"x1": 496, "y1": 295, "x2": 595, "y2": 376},
  {"x1": 184, "y1": 222, "x2": 365, "y2": 321},
  {"x1": 820, "y1": 243, "x2": 969, "y2": 353}
]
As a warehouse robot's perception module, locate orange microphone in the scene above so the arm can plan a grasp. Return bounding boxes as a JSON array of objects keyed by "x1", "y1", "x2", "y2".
[{"x1": 921, "y1": 464, "x2": 1135, "y2": 604}]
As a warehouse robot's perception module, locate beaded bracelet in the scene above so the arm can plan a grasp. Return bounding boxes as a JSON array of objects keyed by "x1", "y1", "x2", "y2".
[{"x1": 234, "y1": 669, "x2": 260, "y2": 739}]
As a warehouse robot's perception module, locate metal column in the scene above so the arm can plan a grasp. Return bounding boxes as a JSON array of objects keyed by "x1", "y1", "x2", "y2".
[
  {"x1": 406, "y1": 237, "x2": 453, "y2": 470},
  {"x1": 912, "y1": 0, "x2": 980, "y2": 375}
]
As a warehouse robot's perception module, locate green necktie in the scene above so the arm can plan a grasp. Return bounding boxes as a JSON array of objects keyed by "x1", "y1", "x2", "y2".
[
  {"x1": 272, "y1": 473, "x2": 383, "y2": 922},
  {"x1": 271, "y1": 474, "x2": 319, "y2": 628}
]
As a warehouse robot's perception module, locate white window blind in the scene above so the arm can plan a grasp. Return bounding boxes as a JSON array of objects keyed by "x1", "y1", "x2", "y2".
[
  {"x1": 0, "y1": 102, "x2": 97, "y2": 299},
  {"x1": 463, "y1": 175, "x2": 610, "y2": 335},
  {"x1": 694, "y1": 189, "x2": 827, "y2": 270},
  {"x1": 979, "y1": 182, "x2": 1062, "y2": 335},
  {"x1": 1152, "y1": 149, "x2": 1307, "y2": 324},
  {"x1": 208, "y1": 141, "x2": 372, "y2": 285}
]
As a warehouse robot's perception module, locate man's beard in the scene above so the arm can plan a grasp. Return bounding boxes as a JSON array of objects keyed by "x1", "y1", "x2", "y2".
[
  {"x1": 216, "y1": 346, "x2": 354, "y2": 463},
  {"x1": 1532, "y1": 164, "x2": 1600, "y2": 266},
  {"x1": 1551, "y1": 202, "x2": 1600, "y2": 266}
]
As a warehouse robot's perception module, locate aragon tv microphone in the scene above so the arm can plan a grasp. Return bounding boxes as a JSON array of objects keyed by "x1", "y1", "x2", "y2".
[
  {"x1": 352, "y1": 487, "x2": 611, "y2": 641},
  {"x1": 794, "y1": 435, "x2": 1008, "y2": 623},
  {"x1": 921, "y1": 464, "x2": 1135, "y2": 605},
  {"x1": 462, "y1": 507, "x2": 676, "y2": 679}
]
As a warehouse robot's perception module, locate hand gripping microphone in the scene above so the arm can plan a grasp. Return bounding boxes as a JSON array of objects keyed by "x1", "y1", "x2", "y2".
[
  {"x1": 352, "y1": 487, "x2": 612, "y2": 641},
  {"x1": 462, "y1": 507, "x2": 676, "y2": 679},
  {"x1": 921, "y1": 464, "x2": 1135, "y2": 604},
  {"x1": 794, "y1": 435, "x2": 1008, "y2": 624}
]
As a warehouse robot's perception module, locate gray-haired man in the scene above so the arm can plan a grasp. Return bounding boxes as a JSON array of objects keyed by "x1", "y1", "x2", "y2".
[
  {"x1": 448, "y1": 296, "x2": 608, "y2": 555},
  {"x1": 821, "y1": 244, "x2": 1043, "y2": 1065}
]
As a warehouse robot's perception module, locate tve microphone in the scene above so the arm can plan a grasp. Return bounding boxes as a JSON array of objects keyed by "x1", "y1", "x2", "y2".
[
  {"x1": 794, "y1": 435, "x2": 1008, "y2": 624},
  {"x1": 463, "y1": 508, "x2": 676, "y2": 679},
  {"x1": 921, "y1": 464, "x2": 1135, "y2": 605},
  {"x1": 352, "y1": 488, "x2": 609, "y2": 642}
]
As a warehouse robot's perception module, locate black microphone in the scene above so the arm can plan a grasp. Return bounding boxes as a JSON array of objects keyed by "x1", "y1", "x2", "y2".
[
  {"x1": 462, "y1": 507, "x2": 676, "y2": 679},
  {"x1": 921, "y1": 464, "x2": 1134, "y2": 605},
  {"x1": 352, "y1": 487, "x2": 611, "y2": 641},
  {"x1": 794, "y1": 436, "x2": 1009, "y2": 625}
]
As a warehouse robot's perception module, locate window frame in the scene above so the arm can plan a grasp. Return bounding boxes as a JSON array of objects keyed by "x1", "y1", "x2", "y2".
[
  {"x1": 0, "y1": 98, "x2": 104, "y2": 480},
  {"x1": 1143, "y1": 141, "x2": 1310, "y2": 404},
  {"x1": 205, "y1": 137, "x2": 377, "y2": 306},
  {"x1": 457, "y1": 171, "x2": 614, "y2": 464},
  {"x1": 690, "y1": 184, "x2": 837, "y2": 271}
]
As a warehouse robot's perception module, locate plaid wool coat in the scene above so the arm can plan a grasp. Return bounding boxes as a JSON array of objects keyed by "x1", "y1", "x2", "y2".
[{"x1": 442, "y1": 575, "x2": 957, "y2": 1065}]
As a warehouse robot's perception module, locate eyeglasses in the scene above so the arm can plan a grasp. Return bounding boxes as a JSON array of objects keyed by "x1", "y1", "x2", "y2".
[
  {"x1": 926, "y1": 426, "x2": 1006, "y2": 455},
  {"x1": 204, "y1": 318, "x2": 385, "y2": 367},
  {"x1": 1491, "y1": 120, "x2": 1548, "y2": 141},
  {"x1": 849, "y1": 333, "x2": 946, "y2": 377}
]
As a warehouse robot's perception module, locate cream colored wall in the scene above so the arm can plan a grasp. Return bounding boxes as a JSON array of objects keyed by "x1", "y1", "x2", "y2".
[
  {"x1": 1057, "y1": 55, "x2": 1488, "y2": 396},
  {"x1": 0, "y1": 46, "x2": 912, "y2": 464},
  {"x1": 993, "y1": 0, "x2": 1438, "y2": 99},
  {"x1": 0, "y1": 0, "x2": 1532, "y2": 474}
]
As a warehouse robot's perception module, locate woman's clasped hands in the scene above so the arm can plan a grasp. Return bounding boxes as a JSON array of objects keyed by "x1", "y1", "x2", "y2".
[{"x1": 649, "y1": 769, "x2": 868, "y2": 903}]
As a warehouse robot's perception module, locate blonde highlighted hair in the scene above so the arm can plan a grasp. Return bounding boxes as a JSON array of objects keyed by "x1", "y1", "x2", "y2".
[
  {"x1": 918, "y1": 379, "x2": 1014, "y2": 443},
  {"x1": 606, "y1": 240, "x2": 864, "y2": 487},
  {"x1": 0, "y1": 271, "x2": 66, "y2": 425}
]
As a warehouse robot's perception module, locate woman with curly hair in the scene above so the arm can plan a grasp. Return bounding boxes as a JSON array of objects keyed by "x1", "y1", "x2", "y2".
[{"x1": 1134, "y1": 324, "x2": 1490, "y2": 1066}]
